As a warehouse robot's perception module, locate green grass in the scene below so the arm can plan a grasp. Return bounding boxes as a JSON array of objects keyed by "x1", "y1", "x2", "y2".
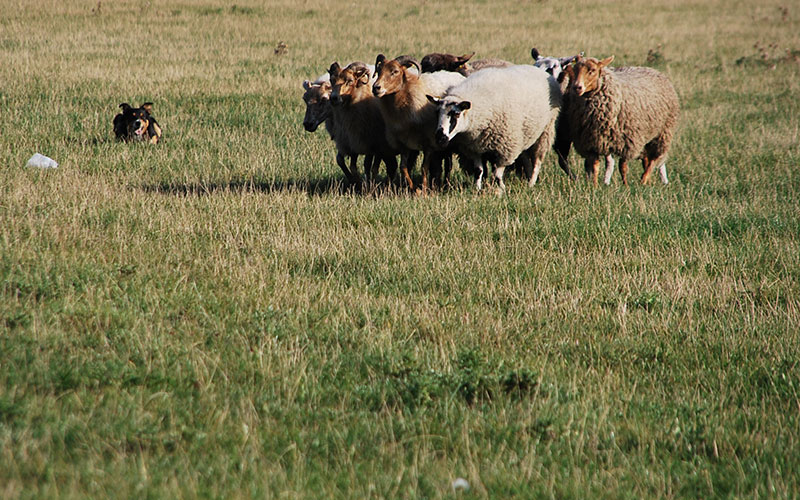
[{"x1": 1, "y1": 0, "x2": 800, "y2": 498}]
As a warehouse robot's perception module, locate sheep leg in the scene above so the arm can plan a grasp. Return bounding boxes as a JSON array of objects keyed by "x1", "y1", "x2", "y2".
[
  {"x1": 529, "y1": 157, "x2": 544, "y2": 187},
  {"x1": 368, "y1": 156, "x2": 382, "y2": 185},
  {"x1": 619, "y1": 159, "x2": 629, "y2": 186},
  {"x1": 420, "y1": 151, "x2": 432, "y2": 193},
  {"x1": 493, "y1": 164, "x2": 507, "y2": 194},
  {"x1": 520, "y1": 155, "x2": 533, "y2": 180},
  {"x1": 517, "y1": 154, "x2": 534, "y2": 187},
  {"x1": 640, "y1": 156, "x2": 654, "y2": 185},
  {"x1": 349, "y1": 155, "x2": 363, "y2": 189},
  {"x1": 584, "y1": 156, "x2": 599, "y2": 185},
  {"x1": 473, "y1": 158, "x2": 485, "y2": 191},
  {"x1": 399, "y1": 152, "x2": 415, "y2": 191},
  {"x1": 372, "y1": 156, "x2": 382, "y2": 182},
  {"x1": 658, "y1": 161, "x2": 669, "y2": 184},
  {"x1": 363, "y1": 155, "x2": 374, "y2": 183},
  {"x1": 427, "y1": 152, "x2": 443, "y2": 191},
  {"x1": 336, "y1": 152, "x2": 354, "y2": 182},
  {"x1": 554, "y1": 119, "x2": 575, "y2": 180},
  {"x1": 382, "y1": 155, "x2": 398, "y2": 186},
  {"x1": 443, "y1": 154, "x2": 453, "y2": 189},
  {"x1": 603, "y1": 156, "x2": 616, "y2": 185}
]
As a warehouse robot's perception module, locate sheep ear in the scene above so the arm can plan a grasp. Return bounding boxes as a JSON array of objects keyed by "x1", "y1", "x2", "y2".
[
  {"x1": 599, "y1": 55, "x2": 614, "y2": 67},
  {"x1": 375, "y1": 54, "x2": 386, "y2": 73},
  {"x1": 457, "y1": 52, "x2": 474, "y2": 65},
  {"x1": 560, "y1": 55, "x2": 578, "y2": 66},
  {"x1": 531, "y1": 48, "x2": 541, "y2": 61},
  {"x1": 559, "y1": 65, "x2": 574, "y2": 84},
  {"x1": 458, "y1": 101, "x2": 471, "y2": 111},
  {"x1": 328, "y1": 62, "x2": 341, "y2": 80},
  {"x1": 426, "y1": 94, "x2": 440, "y2": 105}
]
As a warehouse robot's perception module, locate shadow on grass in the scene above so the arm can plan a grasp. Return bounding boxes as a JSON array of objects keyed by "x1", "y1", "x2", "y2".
[
  {"x1": 138, "y1": 174, "x2": 476, "y2": 198},
  {"x1": 138, "y1": 176, "x2": 353, "y2": 197},
  {"x1": 135, "y1": 176, "x2": 425, "y2": 197}
]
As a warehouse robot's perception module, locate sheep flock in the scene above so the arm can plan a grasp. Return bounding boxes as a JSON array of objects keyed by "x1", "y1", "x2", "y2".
[{"x1": 301, "y1": 48, "x2": 680, "y2": 193}]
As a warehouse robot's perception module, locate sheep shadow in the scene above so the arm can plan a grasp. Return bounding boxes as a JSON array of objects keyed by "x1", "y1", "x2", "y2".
[
  {"x1": 138, "y1": 176, "x2": 367, "y2": 197},
  {"x1": 136, "y1": 175, "x2": 454, "y2": 198}
]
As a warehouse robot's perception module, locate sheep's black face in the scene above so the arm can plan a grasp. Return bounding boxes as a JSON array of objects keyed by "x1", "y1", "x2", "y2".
[
  {"x1": 434, "y1": 99, "x2": 471, "y2": 147},
  {"x1": 302, "y1": 82, "x2": 332, "y2": 132}
]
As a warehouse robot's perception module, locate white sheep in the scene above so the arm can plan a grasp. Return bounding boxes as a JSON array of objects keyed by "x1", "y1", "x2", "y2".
[
  {"x1": 562, "y1": 55, "x2": 679, "y2": 185},
  {"x1": 429, "y1": 65, "x2": 562, "y2": 192}
]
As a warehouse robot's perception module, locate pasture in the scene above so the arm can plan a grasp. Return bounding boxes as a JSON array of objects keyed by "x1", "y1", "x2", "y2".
[{"x1": 1, "y1": 0, "x2": 799, "y2": 497}]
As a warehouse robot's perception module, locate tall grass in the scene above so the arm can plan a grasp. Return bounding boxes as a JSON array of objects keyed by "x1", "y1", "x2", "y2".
[{"x1": 1, "y1": 0, "x2": 799, "y2": 498}]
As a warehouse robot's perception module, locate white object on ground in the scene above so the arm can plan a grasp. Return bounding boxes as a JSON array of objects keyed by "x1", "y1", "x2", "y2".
[
  {"x1": 26, "y1": 153, "x2": 58, "y2": 169},
  {"x1": 451, "y1": 477, "x2": 470, "y2": 492}
]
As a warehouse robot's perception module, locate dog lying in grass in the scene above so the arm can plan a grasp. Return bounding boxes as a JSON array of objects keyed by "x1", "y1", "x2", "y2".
[{"x1": 113, "y1": 102, "x2": 162, "y2": 144}]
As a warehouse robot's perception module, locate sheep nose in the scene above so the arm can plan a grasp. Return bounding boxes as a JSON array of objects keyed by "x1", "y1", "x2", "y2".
[
  {"x1": 303, "y1": 121, "x2": 317, "y2": 132},
  {"x1": 435, "y1": 129, "x2": 449, "y2": 148},
  {"x1": 372, "y1": 84, "x2": 381, "y2": 96}
]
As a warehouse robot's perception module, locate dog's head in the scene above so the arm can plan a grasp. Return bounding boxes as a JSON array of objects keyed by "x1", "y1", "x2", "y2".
[{"x1": 113, "y1": 102, "x2": 161, "y2": 143}]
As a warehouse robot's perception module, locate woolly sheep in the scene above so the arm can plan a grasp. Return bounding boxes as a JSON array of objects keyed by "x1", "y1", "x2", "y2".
[
  {"x1": 532, "y1": 48, "x2": 623, "y2": 183},
  {"x1": 328, "y1": 61, "x2": 399, "y2": 185},
  {"x1": 562, "y1": 55, "x2": 679, "y2": 185},
  {"x1": 429, "y1": 65, "x2": 562, "y2": 192},
  {"x1": 372, "y1": 54, "x2": 465, "y2": 191}
]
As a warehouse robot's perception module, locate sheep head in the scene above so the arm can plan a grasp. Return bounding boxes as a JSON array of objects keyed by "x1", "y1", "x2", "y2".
[
  {"x1": 569, "y1": 55, "x2": 614, "y2": 96},
  {"x1": 428, "y1": 95, "x2": 472, "y2": 148},
  {"x1": 373, "y1": 55, "x2": 419, "y2": 98},
  {"x1": 532, "y1": 48, "x2": 583, "y2": 81},
  {"x1": 302, "y1": 80, "x2": 332, "y2": 132},
  {"x1": 421, "y1": 52, "x2": 474, "y2": 75},
  {"x1": 330, "y1": 61, "x2": 372, "y2": 106}
]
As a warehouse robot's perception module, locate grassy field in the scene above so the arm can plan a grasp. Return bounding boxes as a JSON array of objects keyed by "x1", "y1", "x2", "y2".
[{"x1": 1, "y1": 0, "x2": 799, "y2": 498}]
